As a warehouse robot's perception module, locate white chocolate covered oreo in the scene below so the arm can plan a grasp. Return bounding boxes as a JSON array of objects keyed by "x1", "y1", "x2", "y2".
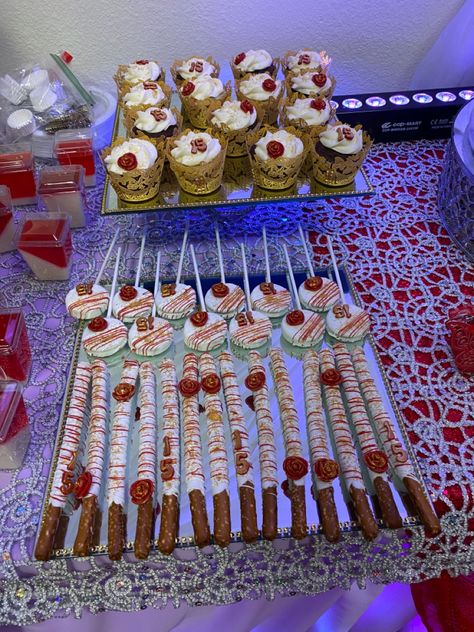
[
  {"x1": 250, "y1": 281, "x2": 292, "y2": 317},
  {"x1": 155, "y1": 282, "x2": 196, "y2": 320},
  {"x1": 112, "y1": 286, "x2": 154, "y2": 323},
  {"x1": 298, "y1": 276, "x2": 340, "y2": 312},
  {"x1": 128, "y1": 315, "x2": 173, "y2": 356},
  {"x1": 325, "y1": 304, "x2": 371, "y2": 342},
  {"x1": 281, "y1": 309, "x2": 325, "y2": 348},
  {"x1": 229, "y1": 310, "x2": 272, "y2": 349},
  {"x1": 82, "y1": 317, "x2": 127, "y2": 357},
  {"x1": 204, "y1": 282, "x2": 245, "y2": 319},
  {"x1": 66, "y1": 283, "x2": 109, "y2": 320},
  {"x1": 183, "y1": 311, "x2": 227, "y2": 351}
]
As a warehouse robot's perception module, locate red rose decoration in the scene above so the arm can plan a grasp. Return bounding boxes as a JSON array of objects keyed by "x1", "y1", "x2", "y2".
[
  {"x1": 112, "y1": 382, "x2": 136, "y2": 402},
  {"x1": 74, "y1": 471, "x2": 92, "y2": 499},
  {"x1": 201, "y1": 373, "x2": 221, "y2": 394},
  {"x1": 135, "y1": 59, "x2": 149, "y2": 65},
  {"x1": 262, "y1": 78, "x2": 276, "y2": 92},
  {"x1": 117, "y1": 152, "x2": 138, "y2": 171},
  {"x1": 119, "y1": 285, "x2": 138, "y2": 301},
  {"x1": 310, "y1": 98, "x2": 326, "y2": 111},
  {"x1": 130, "y1": 478, "x2": 154, "y2": 505},
  {"x1": 315, "y1": 457, "x2": 339, "y2": 482},
  {"x1": 312, "y1": 73, "x2": 327, "y2": 88},
  {"x1": 283, "y1": 456, "x2": 309, "y2": 480},
  {"x1": 266, "y1": 140, "x2": 285, "y2": 159},
  {"x1": 211, "y1": 282, "x2": 229, "y2": 298},
  {"x1": 364, "y1": 449, "x2": 389, "y2": 474},
  {"x1": 320, "y1": 368, "x2": 343, "y2": 386},
  {"x1": 245, "y1": 395, "x2": 255, "y2": 410},
  {"x1": 244, "y1": 370, "x2": 265, "y2": 391},
  {"x1": 240, "y1": 100, "x2": 254, "y2": 114},
  {"x1": 88, "y1": 316, "x2": 108, "y2": 332},
  {"x1": 234, "y1": 52, "x2": 246, "y2": 66},
  {"x1": 182, "y1": 81, "x2": 195, "y2": 96},
  {"x1": 190, "y1": 311, "x2": 209, "y2": 327},
  {"x1": 178, "y1": 377, "x2": 200, "y2": 397},
  {"x1": 286, "y1": 310, "x2": 305, "y2": 326},
  {"x1": 304, "y1": 276, "x2": 323, "y2": 291}
]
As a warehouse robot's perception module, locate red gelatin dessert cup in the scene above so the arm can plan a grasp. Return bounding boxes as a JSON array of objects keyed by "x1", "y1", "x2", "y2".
[
  {"x1": 0, "y1": 185, "x2": 14, "y2": 253},
  {"x1": 0, "y1": 142, "x2": 36, "y2": 205},
  {"x1": 54, "y1": 129, "x2": 96, "y2": 187},
  {"x1": 38, "y1": 165, "x2": 87, "y2": 228},
  {"x1": 0, "y1": 381, "x2": 30, "y2": 470},
  {"x1": 0, "y1": 309, "x2": 32, "y2": 383}
]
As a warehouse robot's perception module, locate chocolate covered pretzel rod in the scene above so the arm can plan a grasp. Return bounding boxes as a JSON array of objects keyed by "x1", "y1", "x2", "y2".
[
  {"x1": 73, "y1": 360, "x2": 109, "y2": 556},
  {"x1": 303, "y1": 350, "x2": 340, "y2": 542},
  {"x1": 219, "y1": 351, "x2": 258, "y2": 543},
  {"x1": 180, "y1": 353, "x2": 210, "y2": 547},
  {"x1": 199, "y1": 353, "x2": 231, "y2": 547},
  {"x1": 132, "y1": 362, "x2": 157, "y2": 559},
  {"x1": 107, "y1": 359, "x2": 140, "y2": 560},
  {"x1": 320, "y1": 348, "x2": 379, "y2": 540},
  {"x1": 158, "y1": 359, "x2": 180, "y2": 555},
  {"x1": 248, "y1": 351, "x2": 278, "y2": 540},
  {"x1": 35, "y1": 362, "x2": 92, "y2": 561},
  {"x1": 269, "y1": 348, "x2": 308, "y2": 540},
  {"x1": 351, "y1": 347, "x2": 441, "y2": 535}
]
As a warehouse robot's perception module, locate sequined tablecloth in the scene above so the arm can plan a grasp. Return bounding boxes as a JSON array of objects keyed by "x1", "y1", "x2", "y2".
[{"x1": 0, "y1": 140, "x2": 473, "y2": 625}]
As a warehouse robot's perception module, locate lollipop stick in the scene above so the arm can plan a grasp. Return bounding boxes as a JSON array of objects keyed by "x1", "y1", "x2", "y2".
[
  {"x1": 262, "y1": 226, "x2": 271, "y2": 283},
  {"x1": 152, "y1": 251, "x2": 161, "y2": 318},
  {"x1": 176, "y1": 229, "x2": 188, "y2": 285},
  {"x1": 134, "y1": 235, "x2": 146, "y2": 287},
  {"x1": 298, "y1": 224, "x2": 315, "y2": 277},
  {"x1": 107, "y1": 247, "x2": 122, "y2": 319},
  {"x1": 326, "y1": 235, "x2": 345, "y2": 301},
  {"x1": 215, "y1": 224, "x2": 226, "y2": 284},
  {"x1": 190, "y1": 245, "x2": 206, "y2": 311},
  {"x1": 240, "y1": 243, "x2": 251, "y2": 310},
  {"x1": 94, "y1": 227, "x2": 120, "y2": 285},
  {"x1": 282, "y1": 244, "x2": 302, "y2": 311}
]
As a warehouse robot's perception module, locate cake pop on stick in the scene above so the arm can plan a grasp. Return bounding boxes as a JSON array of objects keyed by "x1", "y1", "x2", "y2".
[
  {"x1": 113, "y1": 235, "x2": 154, "y2": 323},
  {"x1": 297, "y1": 226, "x2": 339, "y2": 313},
  {"x1": 325, "y1": 235, "x2": 371, "y2": 343},
  {"x1": 82, "y1": 247, "x2": 128, "y2": 358},
  {"x1": 229, "y1": 243, "x2": 272, "y2": 350},
  {"x1": 156, "y1": 229, "x2": 197, "y2": 321},
  {"x1": 250, "y1": 227, "x2": 291, "y2": 318},
  {"x1": 281, "y1": 244, "x2": 325, "y2": 349},
  {"x1": 66, "y1": 227, "x2": 120, "y2": 320},
  {"x1": 183, "y1": 245, "x2": 227, "y2": 352},
  {"x1": 204, "y1": 224, "x2": 245, "y2": 319},
  {"x1": 128, "y1": 251, "x2": 173, "y2": 356}
]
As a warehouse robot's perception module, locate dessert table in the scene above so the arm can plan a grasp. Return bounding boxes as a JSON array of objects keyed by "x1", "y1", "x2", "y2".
[{"x1": 0, "y1": 136, "x2": 473, "y2": 626}]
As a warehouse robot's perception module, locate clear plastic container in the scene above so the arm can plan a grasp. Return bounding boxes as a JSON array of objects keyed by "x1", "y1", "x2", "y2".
[
  {"x1": 0, "y1": 309, "x2": 32, "y2": 382},
  {"x1": 0, "y1": 142, "x2": 36, "y2": 205},
  {"x1": 54, "y1": 128, "x2": 96, "y2": 186},
  {"x1": 0, "y1": 381, "x2": 30, "y2": 470},
  {"x1": 38, "y1": 165, "x2": 87, "y2": 228},
  {"x1": 16, "y1": 212, "x2": 72, "y2": 280},
  {"x1": 0, "y1": 186, "x2": 14, "y2": 253}
]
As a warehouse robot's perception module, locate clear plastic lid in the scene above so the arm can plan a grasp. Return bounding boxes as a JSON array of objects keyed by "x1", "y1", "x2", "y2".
[
  {"x1": 0, "y1": 309, "x2": 24, "y2": 356},
  {"x1": 16, "y1": 212, "x2": 71, "y2": 249},
  {"x1": 0, "y1": 381, "x2": 23, "y2": 443},
  {"x1": 54, "y1": 128, "x2": 93, "y2": 156},
  {"x1": 0, "y1": 185, "x2": 12, "y2": 214},
  {"x1": 0, "y1": 142, "x2": 33, "y2": 173},
  {"x1": 38, "y1": 165, "x2": 84, "y2": 195}
]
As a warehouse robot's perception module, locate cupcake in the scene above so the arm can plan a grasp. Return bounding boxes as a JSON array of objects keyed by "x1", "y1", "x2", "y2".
[
  {"x1": 286, "y1": 70, "x2": 336, "y2": 100},
  {"x1": 311, "y1": 122, "x2": 372, "y2": 187},
  {"x1": 114, "y1": 60, "x2": 164, "y2": 94},
  {"x1": 167, "y1": 129, "x2": 227, "y2": 195},
  {"x1": 282, "y1": 49, "x2": 331, "y2": 76},
  {"x1": 246, "y1": 126, "x2": 308, "y2": 190},
  {"x1": 230, "y1": 49, "x2": 278, "y2": 79},
  {"x1": 170, "y1": 56, "x2": 220, "y2": 86},
  {"x1": 126, "y1": 106, "x2": 183, "y2": 144},
  {"x1": 210, "y1": 99, "x2": 261, "y2": 157},
  {"x1": 280, "y1": 96, "x2": 334, "y2": 133},
  {"x1": 236, "y1": 73, "x2": 283, "y2": 125},
  {"x1": 102, "y1": 137, "x2": 165, "y2": 202},
  {"x1": 121, "y1": 81, "x2": 171, "y2": 117},
  {"x1": 178, "y1": 75, "x2": 231, "y2": 129}
]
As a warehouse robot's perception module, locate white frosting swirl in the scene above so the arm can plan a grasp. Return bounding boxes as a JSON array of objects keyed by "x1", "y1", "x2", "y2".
[
  {"x1": 134, "y1": 107, "x2": 177, "y2": 133},
  {"x1": 291, "y1": 72, "x2": 332, "y2": 96},
  {"x1": 239, "y1": 73, "x2": 281, "y2": 101},
  {"x1": 182, "y1": 75, "x2": 224, "y2": 101},
  {"x1": 211, "y1": 100, "x2": 257, "y2": 131},
  {"x1": 254, "y1": 130, "x2": 304, "y2": 161},
  {"x1": 171, "y1": 131, "x2": 221, "y2": 166},
  {"x1": 105, "y1": 139, "x2": 157, "y2": 175},
  {"x1": 319, "y1": 123, "x2": 363, "y2": 155},
  {"x1": 234, "y1": 49, "x2": 272, "y2": 72},
  {"x1": 285, "y1": 97, "x2": 331, "y2": 126},
  {"x1": 177, "y1": 57, "x2": 216, "y2": 80},
  {"x1": 123, "y1": 61, "x2": 161, "y2": 83},
  {"x1": 123, "y1": 83, "x2": 166, "y2": 107},
  {"x1": 287, "y1": 50, "x2": 324, "y2": 71}
]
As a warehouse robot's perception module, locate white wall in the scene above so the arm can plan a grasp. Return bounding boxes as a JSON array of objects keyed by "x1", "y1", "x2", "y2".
[{"x1": 0, "y1": 0, "x2": 464, "y2": 95}]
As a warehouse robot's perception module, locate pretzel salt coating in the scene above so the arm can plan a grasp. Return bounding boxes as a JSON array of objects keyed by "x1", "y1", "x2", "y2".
[
  {"x1": 73, "y1": 360, "x2": 109, "y2": 556},
  {"x1": 158, "y1": 359, "x2": 180, "y2": 555},
  {"x1": 219, "y1": 351, "x2": 258, "y2": 543},
  {"x1": 319, "y1": 348, "x2": 379, "y2": 540},
  {"x1": 248, "y1": 351, "x2": 278, "y2": 540},
  {"x1": 35, "y1": 362, "x2": 92, "y2": 561},
  {"x1": 333, "y1": 344, "x2": 402, "y2": 528},
  {"x1": 107, "y1": 359, "x2": 140, "y2": 560},
  {"x1": 198, "y1": 353, "x2": 231, "y2": 547},
  {"x1": 180, "y1": 353, "x2": 210, "y2": 547},
  {"x1": 302, "y1": 350, "x2": 340, "y2": 542},
  {"x1": 269, "y1": 347, "x2": 308, "y2": 539},
  {"x1": 132, "y1": 362, "x2": 157, "y2": 559},
  {"x1": 350, "y1": 347, "x2": 441, "y2": 535}
]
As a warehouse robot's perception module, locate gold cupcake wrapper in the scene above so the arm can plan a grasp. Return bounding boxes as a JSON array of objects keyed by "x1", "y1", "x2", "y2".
[
  {"x1": 278, "y1": 96, "x2": 336, "y2": 133},
  {"x1": 230, "y1": 57, "x2": 280, "y2": 81},
  {"x1": 101, "y1": 136, "x2": 166, "y2": 202},
  {"x1": 285, "y1": 71, "x2": 337, "y2": 101},
  {"x1": 224, "y1": 155, "x2": 251, "y2": 190},
  {"x1": 170, "y1": 56, "x2": 220, "y2": 88},
  {"x1": 124, "y1": 107, "x2": 183, "y2": 148},
  {"x1": 245, "y1": 124, "x2": 309, "y2": 190},
  {"x1": 209, "y1": 108, "x2": 263, "y2": 157},
  {"x1": 281, "y1": 49, "x2": 331, "y2": 78},
  {"x1": 119, "y1": 81, "x2": 172, "y2": 119},
  {"x1": 166, "y1": 127, "x2": 228, "y2": 195},
  {"x1": 178, "y1": 82, "x2": 232, "y2": 130},
  {"x1": 235, "y1": 77, "x2": 283, "y2": 126},
  {"x1": 114, "y1": 64, "x2": 166, "y2": 96}
]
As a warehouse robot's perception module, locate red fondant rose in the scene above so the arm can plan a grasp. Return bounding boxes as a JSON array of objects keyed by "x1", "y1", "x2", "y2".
[
  {"x1": 262, "y1": 78, "x2": 276, "y2": 92},
  {"x1": 320, "y1": 368, "x2": 343, "y2": 386},
  {"x1": 310, "y1": 97, "x2": 326, "y2": 111},
  {"x1": 190, "y1": 311, "x2": 209, "y2": 327},
  {"x1": 240, "y1": 99, "x2": 254, "y2": 114},
  {"x1": 283, "y1": 456, "x2": 309, "y2": 481},
  {"x1": 234, "y1": 52, "x2": 246, "y2": 66},
  {"x1": 74, "y1": 471, "x2": 92, "y2": 499},
  {"x1": 312, "y1": 73, "x2": 327, "y2": 88},
  {"x1": 266, "y1": 140, "x2": 285, "y2": 159},
  {"x1": 304, "y1": 276, "x2": 323, "y2": 291},
  {"x1": 178, "y1": 377, "x2": 200, "y2": 397},
  {"x1": 315, "y1": 457, "x2": 339, "y2": 482},
  {"x1": 244, "y1": 370, "x2": 266, "y2": 391},
  {"x1": 119, "y1": 285, "x2": 138, "y2": 301},
  {"x1": 201, "y1": 373, "x2": 221, "y2": 394},
  {"x1": 88, "y1": 316, "x2": 108, "y2": 332},
  {"x1": 364, "y1": 449, "x2": 389, "y2": 474},
  {"x1": 182, "y1": 81, "x2": 195, "y2": 96},
  {"x1": 135, "y1": 59, "x2": 149, "y2": 65},
  {"x1": 130, "y1": 478, "x2": 154, "y2": 504},
  {"x1": 211, "y1": 282, "x2": 229, "y2": 298},
  {"x1": 112, "y1": 382, "x2": 136, "y2": 402},
  {"x1": 286, "y1": 310, "x2": 305, "y2": 326},
  {"x1": 117, "y1": 152, "x2": 138, "y2": 171}
]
